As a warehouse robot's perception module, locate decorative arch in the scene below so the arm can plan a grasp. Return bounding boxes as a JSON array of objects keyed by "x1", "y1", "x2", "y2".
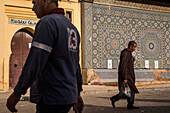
[{"x1": 9, "y1": 28, "x2": 34, "y2": 88}]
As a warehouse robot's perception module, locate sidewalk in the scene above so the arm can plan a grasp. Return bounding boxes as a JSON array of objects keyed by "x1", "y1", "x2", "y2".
[
  {"x1": 1, "y1": 84, "x2": 170, "y2": 113},
  {"x1": 1, "y1": 83, "x2": 170, "y2": 96},
  {"x1": 82, "y1": 83, "x2": 170, "y2": 94}
]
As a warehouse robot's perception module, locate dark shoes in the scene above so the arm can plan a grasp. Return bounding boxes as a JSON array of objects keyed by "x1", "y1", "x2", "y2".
[
  {"x1": 110, "y1": 97, "x2": 116, "y2": 108},
  {"x1": 127, "y1": 105, "x2": 139, "y2": 110},
  {"x1": 110, "y1": 96, "x2": 139, "y2": 110}
]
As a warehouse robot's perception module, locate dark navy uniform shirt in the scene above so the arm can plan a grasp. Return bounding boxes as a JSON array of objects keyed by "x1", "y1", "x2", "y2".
[{"x1": 14, "y1": 8, "x2": 83, "y2": 105}]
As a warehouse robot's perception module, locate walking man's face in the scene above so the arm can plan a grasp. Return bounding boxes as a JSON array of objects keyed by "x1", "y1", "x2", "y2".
[
  {"x1": 131, "y1": 44, "x2": 137, "y2": 52},
  {"x1": 129, "y1": 43, "x2": 137, "y2": 52},
  {"x1": 32, "y1": 0, "x2": 46, "y2": 18}
]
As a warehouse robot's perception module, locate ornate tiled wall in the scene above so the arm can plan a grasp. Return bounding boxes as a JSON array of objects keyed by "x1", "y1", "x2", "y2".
[
  {"x1": 84, "y1": 3, "x2": 93, "y2": 68},
  {"x1": 94, "y1": 69, "x2": 157, "y2": 82},
  {"x1": 83, "y1": 3, "x2": 170, "y2": 69}
]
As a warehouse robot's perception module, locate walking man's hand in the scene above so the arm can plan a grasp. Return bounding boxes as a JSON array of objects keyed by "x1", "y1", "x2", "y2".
[
  {"x1": 124, "y1": 80, "x2": 127, "y2": 83},
  {"x1": 6, "y1": 91, "x2": 21, "y2": 112},
  {"x1": 73, "y1": 93, "x2": 84, "y2": 113}
]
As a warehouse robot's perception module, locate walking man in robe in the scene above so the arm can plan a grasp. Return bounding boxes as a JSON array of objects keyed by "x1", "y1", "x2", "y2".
[{"x1": 110, "y1": 41, "x2": 139, "y2": 110}]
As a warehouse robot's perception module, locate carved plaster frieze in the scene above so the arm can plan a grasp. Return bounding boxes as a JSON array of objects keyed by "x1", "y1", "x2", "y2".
[
  {"x1": 5, "y1": 5, "x2": 38, "y2": 20},
  {"x1": 93, "y1": 0, "x2": 170, "y2": 13}
]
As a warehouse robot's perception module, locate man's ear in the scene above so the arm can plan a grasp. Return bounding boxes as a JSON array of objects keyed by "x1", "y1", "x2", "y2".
[
  {"x1": 44, "y1": 0, "x2": 48, "y2": 8},
  {"x1": 130, "y1": 45, "x2": 133, "y2": 50}
]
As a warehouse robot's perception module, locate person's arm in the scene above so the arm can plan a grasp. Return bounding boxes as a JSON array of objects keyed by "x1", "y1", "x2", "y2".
[
  {"x1": 73, "y1": 92, "x2": 84, "y2": 113},
  {"x1": 76, "y1": 64, "x2": 83, "y2": 93},
  {"x1": 73, "y1": 30, "x2": 84, "y2": 113},
  {"x1": 14, "y1": 46, "x2": 51, "y2": 95},
  {"x1": 14, "y1": 20, "x2": 56, "y2": 94},
  {"x1": 73, "y1": 66, "x2": 84, "y2": 113},
  {"x1": 6, "y1": 20, "x2": 56, "y2": 112}
]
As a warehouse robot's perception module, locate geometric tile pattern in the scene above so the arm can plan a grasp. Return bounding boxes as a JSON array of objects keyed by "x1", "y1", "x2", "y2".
[
  {"x1": 84, "y1": 3, "x2": 170, "y2": 69},
  {"x1": 162, "y1": 72, "x2": 170, "y2": 79},
  {"x1": 94, "y1": 69, "x2": 118, "y2": 82},
  {"x1": 94, "y1": 69, "x2": 156, "y2": 82},
  {"x1": 84, "y1": 3, "x2": 93, "y2": 68},
  {"x1": 93, "y1": 24, "x2": 130, "y2": 68},
  {"x1": 137, "y1": 28, "x2": 165, "y2": 68}
]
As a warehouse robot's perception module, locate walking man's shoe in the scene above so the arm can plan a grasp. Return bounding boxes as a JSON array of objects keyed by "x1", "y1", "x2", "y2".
[
  {"x1": 127, "y1": 105, "x2": 139, "y2": 110},
  {"x1": 110, "y1": 97, "x2": 116, "y2": 108}
]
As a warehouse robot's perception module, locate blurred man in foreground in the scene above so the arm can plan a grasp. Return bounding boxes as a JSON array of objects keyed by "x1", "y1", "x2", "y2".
[{"x1": 6, "y1": 0, "x2": 84, "y2": 113}]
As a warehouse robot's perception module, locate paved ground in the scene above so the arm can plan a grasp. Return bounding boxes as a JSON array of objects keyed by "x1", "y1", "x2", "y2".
[
  {"x1": 1, "y1": 84, "x2": 170, "y2": 113},
  {"x1": 70, "y1": 88, "x2": 170, "y2": 113}
]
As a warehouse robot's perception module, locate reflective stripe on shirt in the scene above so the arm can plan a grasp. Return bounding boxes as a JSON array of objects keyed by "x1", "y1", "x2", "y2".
[{"x1": 32, "y1": 41, "x2": 52, "y2": 53}]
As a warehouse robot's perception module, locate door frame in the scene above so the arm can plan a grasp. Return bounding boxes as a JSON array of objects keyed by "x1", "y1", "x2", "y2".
[{"x1": 9, "y1": 28, "x2": 34, "y2": 89}]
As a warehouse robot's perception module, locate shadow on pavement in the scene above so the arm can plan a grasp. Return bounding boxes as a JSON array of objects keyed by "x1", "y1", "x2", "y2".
[
  {"x1": 98, "y1": 97, "x2": 170, "y2": 103},
  {"x1": 135, "y1": 99, "x2": 170, "y2": 103},
  {"x1": 70, "y1": 104, "x2": 170, "y2": 113}
]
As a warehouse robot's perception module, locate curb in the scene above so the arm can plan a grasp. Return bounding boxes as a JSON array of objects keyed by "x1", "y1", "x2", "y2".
[
  {"x1": 1, "y1": 84, "x2": 170, "y2": 95},
  {"x1": 81, "y1": 84, "x2": 170, "y2": 94}
]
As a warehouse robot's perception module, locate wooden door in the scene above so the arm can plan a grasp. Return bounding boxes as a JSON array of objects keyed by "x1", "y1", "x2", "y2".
[{"x1": 9, "y1": 31, "x2": 33, "y2": 88}]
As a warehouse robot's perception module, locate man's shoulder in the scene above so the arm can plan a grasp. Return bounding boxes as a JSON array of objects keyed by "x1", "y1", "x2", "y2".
[
  {"x1": 121, "y1": 48, "x2": 128, "y2": 53},
  {"x1": 37, "y1": 14, "x2": 68, "y2": 28},
  {"x1": 121, "y1": 48, "x2": 130, "y2": 56},
  {"x1": 40, "y1": 14, "x2": 65, "y2": 23}
]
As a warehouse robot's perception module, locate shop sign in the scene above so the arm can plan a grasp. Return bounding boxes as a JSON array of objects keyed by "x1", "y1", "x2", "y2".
[{"x1": 9, "y1": 18, "x2": 38, "y2": 26}]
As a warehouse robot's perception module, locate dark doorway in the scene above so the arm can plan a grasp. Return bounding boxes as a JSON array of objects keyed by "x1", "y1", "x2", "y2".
[{"x1": 9, "y1": 30, "x2": 33, "y2": 88}]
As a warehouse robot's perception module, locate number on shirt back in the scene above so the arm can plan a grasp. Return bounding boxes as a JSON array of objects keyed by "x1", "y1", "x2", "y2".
[{"x1": 67, "y1": 28, "x2": 78, "y2": 52}]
